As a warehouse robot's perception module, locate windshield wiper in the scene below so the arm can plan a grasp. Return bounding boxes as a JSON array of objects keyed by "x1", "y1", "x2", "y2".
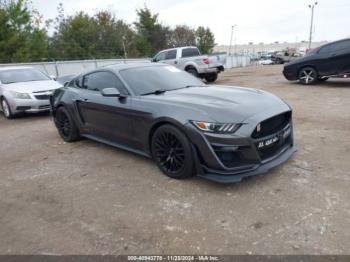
[
  {"x1": 182, "y1": 85, "x2": 205, "y2": 88},
  {"x1": 141, "y1": 85, "x2": 205, "y2": 96},
  {"x1": 141, "y1": 89, "x2": 167, "y2": 96}
]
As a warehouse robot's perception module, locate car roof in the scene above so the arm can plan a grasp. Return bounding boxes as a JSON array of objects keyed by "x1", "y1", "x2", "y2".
[
  {"x1": 319, "y1": 38, "x2": 350, "y2": 48},
  {"x1": 0, "y1": 66, "x2": 34, "y2": 71},
  {"x1": 156, "y1": 46, "x2": 198, "y2": 53},
  {"x1": 104, "y1": 62, "x2": 166, "y2": 73}
]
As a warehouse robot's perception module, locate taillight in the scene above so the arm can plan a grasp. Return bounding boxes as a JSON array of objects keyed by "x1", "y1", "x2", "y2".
[{"x1": 202, "y1": 58, "x2": 209, "y2": 65}]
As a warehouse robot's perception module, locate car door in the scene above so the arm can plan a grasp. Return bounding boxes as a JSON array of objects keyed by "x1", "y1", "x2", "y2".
[
  {"x1": 316, "y1": 44, "x2": 335, "y2": 76},
  {"x1": 154, "y1": 50, "x2": 178, "y2": 66},
  {"x1": 75, "y1": 71, "x2": 136, "y2": 147},
  {"x1": 328, "y1": 40, "x2": 350, "y2": 74}
]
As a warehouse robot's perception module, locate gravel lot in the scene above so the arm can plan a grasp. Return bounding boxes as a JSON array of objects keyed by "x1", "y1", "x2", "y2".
[{"x1": 1, "y1": 65, "x2": 350, "y2": 255}]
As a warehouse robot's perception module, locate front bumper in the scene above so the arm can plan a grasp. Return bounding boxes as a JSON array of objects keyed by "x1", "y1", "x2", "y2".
[
  {"x1": 198, "y1": 66, "x2": 224, "y2": 75},
  {"x1": 282, "y1": 68, "x2": 297, "y2": 81},
  {"x1": 198, "y1": 144, "x2": 296, "y2": 183},
  {"x1": 9, "y1": 98, "x2": 51, "y2": 114},
  {"x1": 185, "y1": 108, "x2": 296, "y2": 183}
]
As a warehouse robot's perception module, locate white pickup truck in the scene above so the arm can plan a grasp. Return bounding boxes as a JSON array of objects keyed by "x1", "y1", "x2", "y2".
[{"x1": 152, "y1": 46, "x2": 225, "y2": 82}]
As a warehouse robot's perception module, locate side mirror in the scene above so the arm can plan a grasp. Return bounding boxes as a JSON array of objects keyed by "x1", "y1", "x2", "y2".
[
  {"x1": 151, "y1": 57, "x2": 157, "y2": 62},
  {"x1": 101, "y1": 88, "x2": 122, "y2": 97}
]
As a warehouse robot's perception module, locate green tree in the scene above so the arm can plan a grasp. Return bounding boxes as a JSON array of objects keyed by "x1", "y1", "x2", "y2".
[
  {"x1": 195, "y1": 26, "x2": 215, "y2": 54},
  {"x1": 0, "y1": 0, "x2": 48, "y2": 62},
  {"x1": 134, "y1": 6, "x2": 170, "y2": 56},
  {"x1": 170, "y1": 25, "x2": 195, "y2": 47},
  {"x1": 49, "y1": 7, "x2": 137, "y2": 59},
  {"x1": 49, "y1": 12, "x2": 98, "y2": 59},
  {"x1": 94, "y1": 11, "x2": 136, "y2": 58}
]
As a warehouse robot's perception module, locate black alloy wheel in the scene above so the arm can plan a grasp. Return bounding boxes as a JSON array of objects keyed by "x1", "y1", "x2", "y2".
[
  {"x1": 54, "y1": 107, "x2": 80, "y2": 142},
  {"x1": 151, "y1": 125, "x2": 194, "y2": 179}
]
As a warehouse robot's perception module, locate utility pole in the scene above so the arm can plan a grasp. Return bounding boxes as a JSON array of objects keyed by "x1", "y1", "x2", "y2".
[
  {"x1": 122, "y1": 36, "x2": 127, "y2": 59},
  {"x1": 308, "y1": 2, "x2": 318, "y2": 49},
  {"x1": 228, "y1": 25, "x2": 236, "y2": 55}
]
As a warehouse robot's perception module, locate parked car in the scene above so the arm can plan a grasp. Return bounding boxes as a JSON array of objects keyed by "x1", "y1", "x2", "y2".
[
  {"x1": 152, "y1": 46, "x2": 224, "y2": 82},
  {"x1": 0, "y1": 66, "x2": 62, "y2": 119},
  {"x1": 273, "y1": 50, "x2": 302, "y2": 64},
  {"x1": 258, "y1": 58, "x2": 274, "y2": 65},
  {"x1": 51, "y1": 63, "x2": 296, "y2": 183},
  {"x1": 283, "y1": 38, "x2": 350, "y2": 85},
  {"x1": 56, "y1": 74, "x2": 76, "y2": 86}
]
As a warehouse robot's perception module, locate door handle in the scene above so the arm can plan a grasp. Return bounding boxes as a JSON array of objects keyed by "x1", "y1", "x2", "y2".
[{"x1": 73, "y1": 98, "x2": 89, "y2": 102}]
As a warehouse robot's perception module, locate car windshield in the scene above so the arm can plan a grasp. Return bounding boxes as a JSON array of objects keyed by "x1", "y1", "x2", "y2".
[
  {"x1": 304, "y1": 47, "x2": 319, "y2": 56},
  {"x1": 119, "y1": 66, "x2": 204, "y2": 96},
  {"x1": 0, "y1": 68, "x2": 50, "y2": 84}
]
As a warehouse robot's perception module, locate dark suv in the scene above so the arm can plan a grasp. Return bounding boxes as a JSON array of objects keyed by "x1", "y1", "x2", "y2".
[{"x1": 283, "y1": 39, "x2": 350, "y2": 85}]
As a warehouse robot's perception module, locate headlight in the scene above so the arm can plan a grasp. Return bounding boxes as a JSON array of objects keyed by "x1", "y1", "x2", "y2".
[
  {"x1": 11, "y1": 91, "x2": 31, "y2": 99},
  {"x1": 191, "y1": 121, "x2": 241, "y2": 134}
]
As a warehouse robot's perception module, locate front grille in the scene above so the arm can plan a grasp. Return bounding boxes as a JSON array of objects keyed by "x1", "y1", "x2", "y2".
[
  {"x1": 252, "y1": 111, "x2": 291, "y2": 139},
  {"x1": 212, "y1": 145, "x2": 251, "y2": 168},
  {"x1": 34, "y1": 95, "x2": 50, "y2": 100},
  {"x1": 257, "y1": 134, "x2": 292, "y2": 160},
  {"x1": 16, "y1": 106, "x2": 31, "y2": 111},
  {"x1": 39, "y1": 105, "x2": 50, "y2": 109}
]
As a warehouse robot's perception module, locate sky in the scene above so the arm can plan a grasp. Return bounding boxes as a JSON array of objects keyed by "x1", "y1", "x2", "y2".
[{"x1": 31, "y1": 0, "x2": 350, "y2": 45}]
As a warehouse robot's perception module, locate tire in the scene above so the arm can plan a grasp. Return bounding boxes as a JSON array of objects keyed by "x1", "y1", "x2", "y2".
[
  {"x1": 54, "y1": 106, "x2": 80, "y2": 142},
  {"x1": 205, "y1": 73, "x2": 218, "y2": 83},
  {"x1": 186, "y1": 67, "x2": 198, "y2": 77},
  {"x1": 298, "y1": 67, "x2": 318, "y2": 85},
  {"x1": 151, "y1": 124, "x2": 194, "y2": 179},
  {"x1": 1, "y1": 98, "x2": 14, "y2": 119}
]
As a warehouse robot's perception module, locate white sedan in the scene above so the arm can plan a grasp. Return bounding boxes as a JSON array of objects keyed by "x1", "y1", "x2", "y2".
[
  {"x1": 0, "y1": 66, "x2": 62, "y2": 119},
  {"x1": 258, "y1": 59, "x2": 274, "y2": 65}
]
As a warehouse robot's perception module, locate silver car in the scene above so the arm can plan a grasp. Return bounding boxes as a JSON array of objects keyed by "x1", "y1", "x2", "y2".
[{"x1": 0, "y1": 66, "x2": 62, "y2": 119}]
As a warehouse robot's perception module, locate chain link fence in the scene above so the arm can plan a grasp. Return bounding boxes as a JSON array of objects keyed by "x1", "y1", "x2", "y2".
[{"x1": 0, "y1": 55, "x2": 252, "y2": 77}]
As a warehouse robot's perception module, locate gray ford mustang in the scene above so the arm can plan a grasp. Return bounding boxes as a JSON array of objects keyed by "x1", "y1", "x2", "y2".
[{"x1": 51, "y1": 63, "x2": 296, "y2": 183}]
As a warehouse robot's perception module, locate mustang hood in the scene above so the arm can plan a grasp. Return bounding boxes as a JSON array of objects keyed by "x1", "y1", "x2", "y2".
[
  {"x1": 146, "y1": 86, "x2": 289, "y2": 123},
  {"x1": 3, "y1": 80, "x2": 62, "y2": 93}
]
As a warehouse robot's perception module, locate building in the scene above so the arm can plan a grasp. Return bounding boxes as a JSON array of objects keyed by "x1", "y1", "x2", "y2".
[{"x1": 214, "y1": 41, "x2": 328, "y2": 55}]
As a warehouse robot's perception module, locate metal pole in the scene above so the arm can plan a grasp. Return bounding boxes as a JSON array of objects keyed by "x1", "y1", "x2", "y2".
[
  {"x1": 308, "y1": 2, "x2": 318, "y2": 49},
  {"x1": 228, "y1": 25, "x2": 236, "y2": 55},
  {"x1": 122, "y1": 36, "x2": 127, "y2": 59},
  {"x1": 50, "y1": 58, "x2": 59, "y2": 77},
  {"x1": 234, "y1": 37, "x2": 237, "y2": 55}
]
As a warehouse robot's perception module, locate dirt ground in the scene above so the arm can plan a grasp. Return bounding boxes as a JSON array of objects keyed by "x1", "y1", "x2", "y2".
[{"x1": 1, "y1": 65, "x2": 350, "y2": 255}]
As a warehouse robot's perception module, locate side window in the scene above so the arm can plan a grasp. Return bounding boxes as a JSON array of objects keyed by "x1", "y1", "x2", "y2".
[
  {"x1": 71, "y1": 76, "x2": 83, "y2": 88},
  {"x1": 331, "y1": 40, "x2": 350, "y2": 52},
  {"x1": 155, "y1": 52, "x2": 166, "y2": 62},
  {"x1": 318, "y1": 45, "x2": 332, "y2": 54},
  {"x1": 165, "y1": 50, "x2": 177, "y2": 60},
  {"x1": 181, "y1": 48, "x2": 200, "y2": 58},
  {"x1": 83, "y1": 71, "x2": 128, "y2": 94}
]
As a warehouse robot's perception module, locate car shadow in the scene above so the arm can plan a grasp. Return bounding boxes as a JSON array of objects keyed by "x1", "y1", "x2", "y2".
[
  {"x1": 317, "y1": 79, "x2": 350, "y2": 88},
  {"x1": 185, "y1": 165, "x2": 284, "y2": 190},
  {"x1": 13, "y1": 111, "x2": 51, "y2": 119},
  {"x1": 0, "y1": 111, "x2": 51, "y2": 123},
  {"x1": 288, "y1": 79, "x2": 350, "y2": 88}
]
